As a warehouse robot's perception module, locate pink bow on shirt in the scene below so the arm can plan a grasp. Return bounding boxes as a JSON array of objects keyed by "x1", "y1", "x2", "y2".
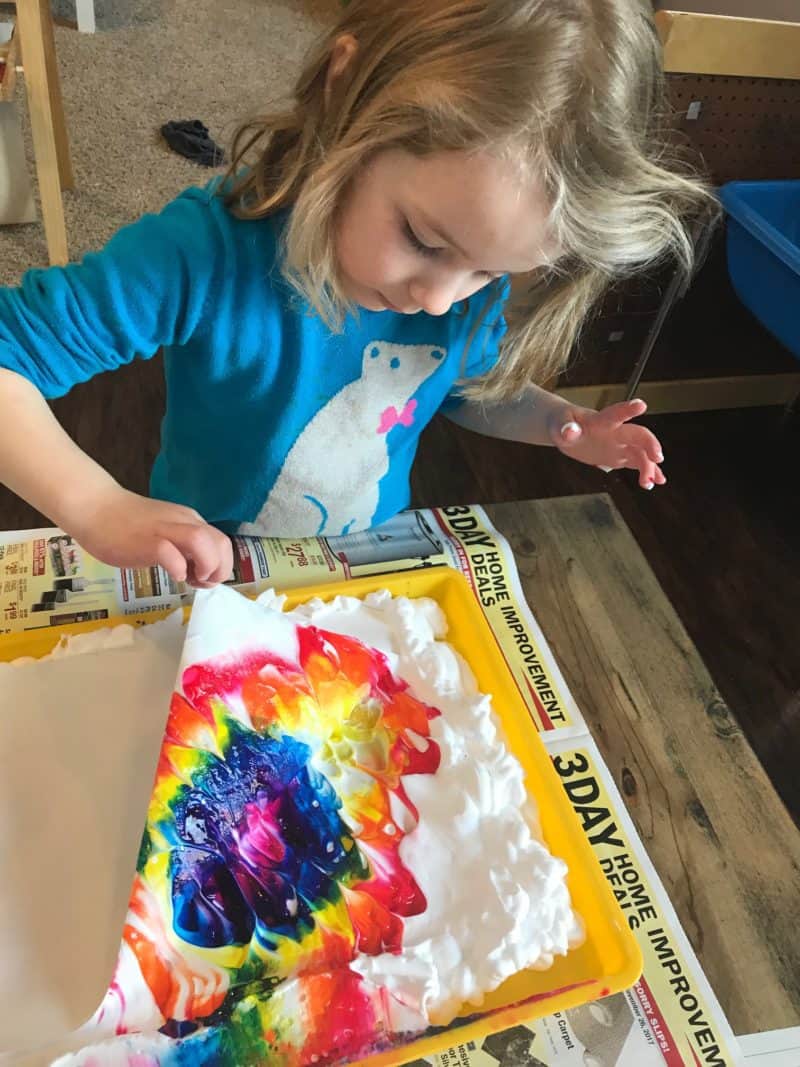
[{"x1": 377, "y1": 400, "x2": 418, "y2": 434}]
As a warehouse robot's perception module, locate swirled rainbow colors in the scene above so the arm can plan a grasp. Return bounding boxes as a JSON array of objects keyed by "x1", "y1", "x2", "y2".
[{"x1": 99, "y1": 619, "x2": 441, "y2": 1065}]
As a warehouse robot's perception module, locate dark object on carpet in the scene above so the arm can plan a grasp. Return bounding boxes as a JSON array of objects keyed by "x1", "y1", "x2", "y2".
[{"x1": 160, "y1": 119, "x2": 226, "y2": 167}]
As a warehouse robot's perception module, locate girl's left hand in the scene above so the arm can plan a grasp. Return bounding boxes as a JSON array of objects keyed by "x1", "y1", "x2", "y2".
[{"x1": 548, "y1": 398, "x2": 665, "y2": 490}]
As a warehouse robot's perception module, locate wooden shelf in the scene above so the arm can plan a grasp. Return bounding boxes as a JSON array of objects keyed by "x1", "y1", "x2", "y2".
[{"x1": 656, "y1": 10, "x2": 800, "y2": 79}]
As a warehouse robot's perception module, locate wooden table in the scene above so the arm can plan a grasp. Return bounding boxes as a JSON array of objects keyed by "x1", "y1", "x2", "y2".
[{"x1": 484, "y1": 494, "x2": 800, "y2": 1035}]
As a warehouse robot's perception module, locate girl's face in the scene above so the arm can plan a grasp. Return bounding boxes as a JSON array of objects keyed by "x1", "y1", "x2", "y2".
[{"x1": 334, "y1": 148, "x2": 555, "y2": 315}]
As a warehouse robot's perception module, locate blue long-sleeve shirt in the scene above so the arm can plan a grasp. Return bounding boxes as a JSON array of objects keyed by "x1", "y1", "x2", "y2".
[{"x1": 0, "y1": 184, "x2": 509, "y2": 536}]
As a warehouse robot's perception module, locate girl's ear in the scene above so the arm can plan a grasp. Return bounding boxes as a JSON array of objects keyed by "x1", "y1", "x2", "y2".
[{"x1": 325, "y1": 34, "x2": 360, "y2": 105}]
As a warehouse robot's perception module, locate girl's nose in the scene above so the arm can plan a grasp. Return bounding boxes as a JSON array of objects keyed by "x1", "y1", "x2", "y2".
[{"x1": 408, "y1": 275, "x2": 463, "y2": 317}]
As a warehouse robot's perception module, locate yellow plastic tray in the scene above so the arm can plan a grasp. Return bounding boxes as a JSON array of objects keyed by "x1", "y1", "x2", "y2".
[{"x1": 0, "y1": 566, "x2": 642, "y2": 1064}]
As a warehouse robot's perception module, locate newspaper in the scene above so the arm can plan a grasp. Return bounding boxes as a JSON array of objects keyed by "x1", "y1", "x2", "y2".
[
  {"x1": 0, "y1": 510, "x2": 582, "y2": 733},
  {"x1": 0, "y1": 508, "x2": 743, "y2": 1066}
]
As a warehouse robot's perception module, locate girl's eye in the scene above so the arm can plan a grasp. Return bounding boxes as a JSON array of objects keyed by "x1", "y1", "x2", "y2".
[{"x1": 403, "y1": 220, "x2": 441, "y2": 258}]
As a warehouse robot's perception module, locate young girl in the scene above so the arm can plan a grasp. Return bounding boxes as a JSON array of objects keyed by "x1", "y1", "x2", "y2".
[{"x1": 0, "y1": 0, "x2": 712, "y2": 590}]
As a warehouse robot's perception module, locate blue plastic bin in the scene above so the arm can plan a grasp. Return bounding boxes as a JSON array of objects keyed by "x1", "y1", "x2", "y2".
[{"x1": 719, "y1": 180, "x2": 800, "y2": 361}]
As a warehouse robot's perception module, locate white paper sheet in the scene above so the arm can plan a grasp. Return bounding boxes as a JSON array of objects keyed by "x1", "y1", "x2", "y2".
[
  {"x1": 0, "y1": 614, "x2": 185, "y2": 1053},
  {"x1": 740, "y1": 1028, "x2": 800, "y2": 1067}
]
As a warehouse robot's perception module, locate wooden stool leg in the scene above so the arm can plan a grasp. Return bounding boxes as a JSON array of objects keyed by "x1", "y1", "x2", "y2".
[
  {"x1": 15, "y1": 0, "x2": 70, "y2": 265},
  {"x1": 40, "y1": 0, "x2": 74, "y2": 188}
]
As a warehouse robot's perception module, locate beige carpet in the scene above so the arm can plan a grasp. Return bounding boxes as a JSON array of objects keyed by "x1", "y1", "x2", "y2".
[{"x1": 1, "y1": 0, "x2": 338, "y2": 286}]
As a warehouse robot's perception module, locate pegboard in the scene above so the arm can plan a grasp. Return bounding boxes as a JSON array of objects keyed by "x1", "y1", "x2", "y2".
[
  {"x1": 667, "y1": 73, "x2": 800, "y2": 184},
  {"x1": 558, "y1": 72, "x2": 800, "y2": 389}
]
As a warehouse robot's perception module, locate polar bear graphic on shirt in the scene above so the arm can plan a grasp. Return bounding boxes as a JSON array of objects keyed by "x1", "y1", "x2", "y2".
[{"x1": 239, "y1": 341, "x2": 445, "y2": 537}]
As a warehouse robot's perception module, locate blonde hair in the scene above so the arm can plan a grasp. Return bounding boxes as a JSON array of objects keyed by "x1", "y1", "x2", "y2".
[{"x1": 226, "y1": 0, "x2": 715, "y2": 402}]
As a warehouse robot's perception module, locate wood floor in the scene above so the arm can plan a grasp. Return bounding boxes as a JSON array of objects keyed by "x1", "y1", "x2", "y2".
[{"x1": 0, "y1": 358, "x2": 797, "y2": 824}]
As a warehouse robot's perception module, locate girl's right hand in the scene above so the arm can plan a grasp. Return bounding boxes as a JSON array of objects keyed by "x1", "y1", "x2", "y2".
[
  {"x1": 68, "y1": 485, "x2": 234, "y2": 587},
  {"x1": 0, "y1": 371, "x2": 231, "y2": 585}
]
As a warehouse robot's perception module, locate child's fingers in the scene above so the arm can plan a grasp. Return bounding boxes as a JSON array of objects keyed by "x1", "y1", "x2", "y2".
[
  {"x1": 180, "y1": 525, "x2": 233, "y2": 586},
  {"x1": 180, "y1": 525, "x2": 225, "y2": 584},
  {"x1": 599, "y1": 448, "x2": 665, "y2": 488},
  {"x1": 636, "y1": 425, "x2": 664, "y2": 464},
  {"x1": 205, "y1": 532, "x2": 235, "y2": 585},
  {"x1": 155, "y1": 538, "x2": 189, "y2": 583},
  {"x1": 186, "y1": 571, "x2": 218, "y2": 590},
  {"x1": 637, "y1": 455, "x2": 663, "y2": 490},
  {"x1": 600, "y1": 398, "x2": 647, "y2": 430},
  {"x1": 156, "y1": 523, "x2": 217, "y2": 585},
  {"x1": 617, "y1": 422, "x2": 663, "y2": 464}
]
